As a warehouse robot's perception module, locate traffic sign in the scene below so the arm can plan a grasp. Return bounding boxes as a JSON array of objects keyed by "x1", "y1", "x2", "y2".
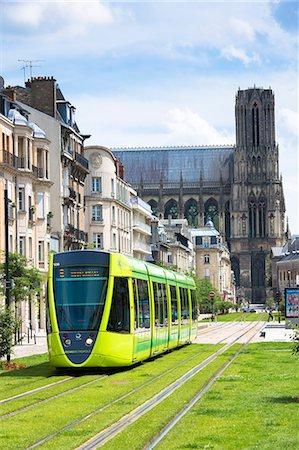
[{"x1": 209, "y1": 291, "x2": 215, "y2": 298}]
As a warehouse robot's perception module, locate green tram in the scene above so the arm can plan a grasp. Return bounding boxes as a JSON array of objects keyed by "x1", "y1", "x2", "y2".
[{"x1": 47, "y1": 250, "x2": 198, "y2": 368}]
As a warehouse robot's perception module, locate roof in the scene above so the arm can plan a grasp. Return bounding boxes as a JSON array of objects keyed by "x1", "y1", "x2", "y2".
[{"x1": 113, "y1": 145, "x2": 234, "y2": 185}]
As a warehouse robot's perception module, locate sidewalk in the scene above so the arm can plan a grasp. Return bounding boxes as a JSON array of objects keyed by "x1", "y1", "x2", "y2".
[{"x1": 10, "y1": 333, "x2": 48, "y2": 359}]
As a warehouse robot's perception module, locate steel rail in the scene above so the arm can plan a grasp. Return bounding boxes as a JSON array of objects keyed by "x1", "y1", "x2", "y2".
[
  {"x1": 0, "y1": 376, "x2": 75, "y2": 405},
  {"x1": 24, "y1": 320, "x2": 262, "y2": 449},
  {"x1": 76, "y1": 321, "x2": 264, "y2": 450},
  {"x1": 146, "y1": 321, "x2": 263, "y2": 449},
  {"x1": 0, "y1": 375, "x2": 109, "y2": 420}
]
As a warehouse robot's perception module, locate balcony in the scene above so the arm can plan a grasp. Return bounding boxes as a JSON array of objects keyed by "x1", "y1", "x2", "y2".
[
  {"x1": 64, "y1": 224, "x2": 88, "y2": 243},
  {"x1": 75, "y1": 152, "x2": 89, "y2": 170},
  {"x1": 1, "y1": 150, "x2": 19, "y2": 169},
  {"x1": 32, "y1": 165, "x2": 44, "y2": 179},
  {"x1": 133, "y1": 221, "x2": 152, "y2": 236}
]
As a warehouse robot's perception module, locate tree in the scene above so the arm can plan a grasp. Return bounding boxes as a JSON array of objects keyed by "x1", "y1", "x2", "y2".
[
  {"x1": 0, "y1": 308, "x2": 15, "y2": 360},
  {"x1": 0, "y1": 252, "x2": 43, "y2": 355}
]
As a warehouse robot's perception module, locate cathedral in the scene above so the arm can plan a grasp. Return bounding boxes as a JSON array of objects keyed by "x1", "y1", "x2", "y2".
[{"x1": 114, "y1": 87, "x2": 286, "y2": 303}]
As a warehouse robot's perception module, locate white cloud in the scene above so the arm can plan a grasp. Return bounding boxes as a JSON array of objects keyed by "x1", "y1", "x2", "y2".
[
  {"x1": 3, "y1": 1, "x2": 116, "y2": 31},
  {"x1": 166, "y1": 108, "x2": 233, "y2": 145},
  {"x1": 221, "y1": 45, "x2": 261, "y2": 66},
  {"x1": 278, "y1": 108, "x2": 299, "y2": 136},
  {"x1": 230, "y1": 17, "x2": 255, "y2": 42}
]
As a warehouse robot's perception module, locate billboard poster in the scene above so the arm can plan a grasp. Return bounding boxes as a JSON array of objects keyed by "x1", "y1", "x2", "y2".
[{"x1": 285, "y1": 288, "x2": 299, "y2": 318}]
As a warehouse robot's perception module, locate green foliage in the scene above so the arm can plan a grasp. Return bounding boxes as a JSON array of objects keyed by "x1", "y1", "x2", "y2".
[
  {"x1": 292, "y1": 329, "x2": 299, "y2": 355},
  {"x1": 0, "y1": 252, "x2": 43, "y2": 303},
  {"x1": 0, "y1": 308, "x2": 15, "y2": 359}
]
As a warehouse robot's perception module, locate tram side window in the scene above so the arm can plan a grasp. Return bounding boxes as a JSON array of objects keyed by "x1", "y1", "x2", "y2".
[
  {"x1": 133, "y1": 278, "x2": 150, "y2": 330},
  {"x1": 179, "y1": 287, "x2": 190, "y2": 322},
  {"x1": 170, "y1": 285, "x2": 178, "y2": 325},
  {"x1": 108, "y1": 277, "x2": 130, "y2": 333},
  {"x1": 191, "y1": 289, "x2": 198, "y2": 322},
  {"x1": 153, "y1": 282, "x2": 167, "y2": 327}
]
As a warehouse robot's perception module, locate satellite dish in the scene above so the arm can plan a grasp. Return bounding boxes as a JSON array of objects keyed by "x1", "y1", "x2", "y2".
[{"x1": 0, "y1": 76, "x2": 4, "y2": 89}]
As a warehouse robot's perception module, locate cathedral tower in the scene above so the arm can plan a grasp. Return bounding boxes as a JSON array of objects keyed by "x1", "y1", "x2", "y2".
[{"x1": 230, "y1": 87, "x2": 285, "y2": 303}]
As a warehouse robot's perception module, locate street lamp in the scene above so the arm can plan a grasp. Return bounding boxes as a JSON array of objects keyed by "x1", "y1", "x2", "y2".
[{"x1": 4, "y1": 188, "x2": 11, "y2": 308}]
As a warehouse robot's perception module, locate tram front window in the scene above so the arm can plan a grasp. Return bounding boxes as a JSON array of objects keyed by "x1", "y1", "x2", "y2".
[{"x1": 53, "y1": 265, "x2": 108, "y2": 331}]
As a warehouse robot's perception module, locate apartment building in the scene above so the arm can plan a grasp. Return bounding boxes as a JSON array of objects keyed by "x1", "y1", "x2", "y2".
[
  {"x1": 0, "y1": 89, "x2": 52, "y2": 332},
  {"x1": 84, "y1": 145, "x2": 152, "y2": 258},
  {"x1": 191, "y1": 219, "x2": 235, "y2": 302},
  {"x1": 7, "y1": 77, "x2": 90, "y2": 251}
]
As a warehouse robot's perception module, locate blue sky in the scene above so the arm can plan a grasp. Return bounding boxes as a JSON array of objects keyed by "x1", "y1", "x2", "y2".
[{"x1": 0, "y1": 0, "x2": 298, "y2": 233}]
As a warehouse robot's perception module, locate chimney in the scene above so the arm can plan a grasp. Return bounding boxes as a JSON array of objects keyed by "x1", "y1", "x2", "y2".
[
  {"x1": 30, "y1": 76, "x2": 57, "y2": 117},
  {"x1": 115, "y1": 159, "x2": 119, "y2": 176},
  {"x1": 119, "y1": 162, "x2": 124, "y2": 180},
  {"x1": 2, "y1": 87, "x2": 16, "y2": 101}
]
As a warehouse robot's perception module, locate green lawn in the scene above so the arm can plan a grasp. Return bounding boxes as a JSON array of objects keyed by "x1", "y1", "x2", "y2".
[
  {"x1": 200, "y1": 312, "x2": 267, "y2": 322},
  {"x1": 155, "y1": 342, "x2": 298, "y2": 449}
]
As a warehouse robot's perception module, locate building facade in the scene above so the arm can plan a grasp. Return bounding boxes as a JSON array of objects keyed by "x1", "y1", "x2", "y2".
[
  {"x1": 84, "y1": 145, "x2": 152, "y2": 258},
  {"x1": 114, "y1": 87, "x2": 286, "y2": 303},
  {"x1": 0, "y1": 91, "x2": 52, "y2": 332},
  {"x1": 191, "y1": 220, "x2": 234, "y2": 302},
  {"x1": 6, "y1": 77, "x2": 90, "y2": 252}
]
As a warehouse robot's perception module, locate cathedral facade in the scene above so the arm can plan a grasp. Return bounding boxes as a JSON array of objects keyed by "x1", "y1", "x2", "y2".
[{"x1": 114, "y1": 87, "x2": 286, "y2": 303}]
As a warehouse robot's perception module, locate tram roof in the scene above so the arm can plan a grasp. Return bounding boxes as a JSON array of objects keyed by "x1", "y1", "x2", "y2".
[{"x1": 113, "y1": 145, "x2": 234, "y2": 185}]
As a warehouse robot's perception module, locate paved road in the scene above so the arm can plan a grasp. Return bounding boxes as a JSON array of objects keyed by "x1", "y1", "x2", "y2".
[
  {"x1": 9, "y1": 321, "x2": 294, "y2": 360},
  {"x1": 195, "y1": 320, "x2": 294, "y2": 344}
]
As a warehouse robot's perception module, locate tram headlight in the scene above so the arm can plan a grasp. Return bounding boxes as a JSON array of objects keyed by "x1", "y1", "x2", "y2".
[
  {"x1": 64, "y1": 338, "x2": 72, "y2": 346},
  {"x1": 85, "y1": 337, "x2": 93, "y2": 346}
]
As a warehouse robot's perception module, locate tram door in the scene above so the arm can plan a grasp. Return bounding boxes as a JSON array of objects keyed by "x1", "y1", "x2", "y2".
[
  {"x1": 152, "y1": 281, "x2": 168, "y2": 354},
  {"x1": 132, "y1": 278, "x2": 151, "y2": 361}
]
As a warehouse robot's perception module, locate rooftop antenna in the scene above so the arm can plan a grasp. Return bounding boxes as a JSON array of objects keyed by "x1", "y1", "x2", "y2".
[{"x1": 18, "y1": 59, "x2": 44, "y2": 82}]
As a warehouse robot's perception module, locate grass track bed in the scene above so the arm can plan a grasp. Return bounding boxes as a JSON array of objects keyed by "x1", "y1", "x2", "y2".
[
  {"x1": 153, "y1": 342, "x2": 298, "y2": 449},
  {"x1": 200, "y1": 312, "x2": 267, "y2": 322},
  {"x1": 0, "y1": 344, "x2": 221, "y2": 449}
]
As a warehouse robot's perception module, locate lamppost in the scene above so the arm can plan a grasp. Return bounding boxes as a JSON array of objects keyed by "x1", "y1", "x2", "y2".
[{"x1": 4, "y1": 188, "x2": 10, "y2": 308}]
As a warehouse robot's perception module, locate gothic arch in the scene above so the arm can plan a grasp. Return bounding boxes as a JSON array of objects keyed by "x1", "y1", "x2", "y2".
[
  {"x1": 184, "y1": 198, "x2": 198, "y2": 226},
  {"x1": 164, "y1": 198, "x2": 178, "y2": 219},
  {"x1": 204, "y1": 197, "x2": 219, "y2": 230},
  {"x1": 258, "y1": 193, "x2": 267, "y2": 237},
  {"x1": 148, "y1": 199, "x2": 158, "y2": 217},
  {"x1": 248, "y1": 191, "x2": 257, "y2": 237}
]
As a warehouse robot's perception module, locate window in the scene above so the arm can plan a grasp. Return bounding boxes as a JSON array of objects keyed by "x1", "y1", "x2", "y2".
[
  {"x1": 195, "y1": 236, "x2": 202, "y2": 246},
  {"x1": 170, "y1": 285, "x2": 178, "y2": 325},
  {"x1": 133, "y1": 278, "x2": 150, "y2": 330},
  {"x1": 204, "y1": 267, "x2": 210, "y2": 278},
  {"x1": 92, "y1": 177, "x2": 101, "y2": 193},
  {"x1": 111, "y1": 178, "x2": 115, "y2": 196},
  {"x1": 112, "y1": 205, "x2": 116, "y2": 223},
  {"x1": 19, "y1": 236, "x2": 26, "y2": 256},
  {"x1": 204, "y1": 254, "x2": 210, "y2": 264},
  {"x1": 93, "y1": 233, "x2": 103, "y2": 249},
  {"x1": 153, "y1": 282, "x2": 167, "y2": 327},
  {"x1": 38, "y1": 240, "x2": 44, "y2": 264},
  {"x1": 179, "y1": 287, "x2": 190, "y2": 323},
  {"x1": 37, "y1": 192, "x2": 44, "y2": 219},
  {"x1": 92, "y1": 204, "x2": 102, "y2": 221},
  {"x1": 211, "y1": 236, "x2": 217, "y2": 245},
  {"x1": 18, "y1": 186, "x2": 25, "y2": 211},
  {"x1": 108, "y1": 277, "x2": 130, "y2": 333}
]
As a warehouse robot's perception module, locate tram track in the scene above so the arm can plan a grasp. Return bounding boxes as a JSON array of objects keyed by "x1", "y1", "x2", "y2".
[
  {"x1": 19, "y1": 320, "x2": 264, "y2": 449},
  {"x1": 0, "y1": 320, "x2": 251, "y2": 409},
  {"x1": 146, "y1": 321, "x2": 262, "y2": 449},
  {"x1": 75, "y1": 320, "x2": 265, "y2": 450}
]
